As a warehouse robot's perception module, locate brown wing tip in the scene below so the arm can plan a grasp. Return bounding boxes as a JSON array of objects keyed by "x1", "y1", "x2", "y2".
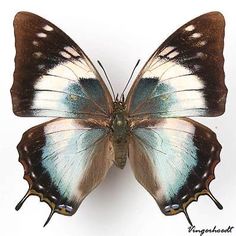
[
  {"x1": 14, "y1": 11, "x2": 29, "y2": 26},
  {"x1": 197, "y1": 11, "x2": 225, "y2": 22},
  {"x1": 14, "y1": 11, "x2": 37, "y2": 22},
  {"x1": 204, "y1": 11, "x2": 224, "y2": 16}
]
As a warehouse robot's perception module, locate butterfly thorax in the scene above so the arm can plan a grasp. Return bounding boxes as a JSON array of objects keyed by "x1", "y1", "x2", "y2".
[{"x1": 111, "y1": 101, "x2": 129, "y2": 169}]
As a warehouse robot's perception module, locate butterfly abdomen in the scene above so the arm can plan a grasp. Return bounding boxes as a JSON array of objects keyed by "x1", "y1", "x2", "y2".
[
  {"x1": 112, "y1": 101, "x2": 129, "y2": 169},
  {"x1": 113, "y1": 140, "x2": 128, "y2": 169}
]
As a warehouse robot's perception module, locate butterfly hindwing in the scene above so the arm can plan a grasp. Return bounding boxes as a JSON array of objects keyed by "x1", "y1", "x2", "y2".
[
  {"x1": 129, "y1": 118, "x2": 222, "y2": 224},
  {"x1": 12, "y1": 12, "x2": 113, "y2": 118},
  {"x1": 16, "y1": 118, "x2": 114, "y2": 225},
  {"x1": 126, "y1": 12, "x2": 227, "y2": 118}
]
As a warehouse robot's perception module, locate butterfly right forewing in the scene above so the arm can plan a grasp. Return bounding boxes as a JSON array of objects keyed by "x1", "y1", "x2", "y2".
[{"x1": 126, "y1": 12, "x2": 227, "y2": 118}]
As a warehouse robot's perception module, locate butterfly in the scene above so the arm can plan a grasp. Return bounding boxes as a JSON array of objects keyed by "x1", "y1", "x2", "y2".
[{"x1": 11, "y1": 11, "x2": 227, "y2": 227}]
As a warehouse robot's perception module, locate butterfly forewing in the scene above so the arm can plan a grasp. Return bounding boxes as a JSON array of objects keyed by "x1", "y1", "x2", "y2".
[
  {"x1": 12, "y1": 12, "x2": 113, "y2": 118},
  {"x1": 16, "y1": 118, "x2": 114, "y2": 225},
  {"x1": 126, "y1": 12, "x2": 227, "y2": 118},
  {"x1": 129, "y1": 118, "x2": 222, "y2": 224}
]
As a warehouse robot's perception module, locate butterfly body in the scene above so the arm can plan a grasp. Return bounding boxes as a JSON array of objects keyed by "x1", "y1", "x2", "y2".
[{"x1": 111, "y1": 99, "x2": 129, "y2": 169}]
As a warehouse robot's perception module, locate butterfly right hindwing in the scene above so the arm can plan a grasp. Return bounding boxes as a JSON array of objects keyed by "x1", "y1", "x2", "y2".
[{"x1": 129, "y1": 118, "x2": 222, "y2": 225}]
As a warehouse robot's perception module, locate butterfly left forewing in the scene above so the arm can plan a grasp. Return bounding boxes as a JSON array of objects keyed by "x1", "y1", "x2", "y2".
[
  {"x1": 129, "y1": 118, "x2": 222, "y2": 225},
  {"x1": 126, "y1": 12, "x2": 227, "y2": 118},
  {"x1": 12, "y1": 12, "x2": 113, "y2": 118},
  {"x1": 16, "y1": 118, "x2": 114, "y2": 226}
]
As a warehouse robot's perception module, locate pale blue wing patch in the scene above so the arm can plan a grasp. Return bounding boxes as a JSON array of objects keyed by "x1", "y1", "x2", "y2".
[
  {"x1": 41, "y1": 120, "x2": 107, "y2": 200},
  {"x1": 16, "y1": 118, "x2": 114, "y2": 221},
  {"x1": 130, "y1": 76, "x2": 207, "y2": 117},
  {"x1": 133, "y1": 119, "x2": 198, "y2": 201},
  {"x1": 31, "y1": 60, "x2": 110, "y2": 117},
  {"x1": 129, "y1": 117, "x2": 222, "y2": 224}
]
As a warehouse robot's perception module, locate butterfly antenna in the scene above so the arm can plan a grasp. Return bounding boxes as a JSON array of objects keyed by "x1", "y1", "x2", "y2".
[
  {"x1": 97, "y1": 60, "x2": 116, "y2": 100},
  {"x1": 120, "y1": 59, "x2": 140, "y2": 99}
]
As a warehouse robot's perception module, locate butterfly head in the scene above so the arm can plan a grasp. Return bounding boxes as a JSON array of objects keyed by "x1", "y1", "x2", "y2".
[
  {"x1": 113, "y1": 93, "x2": 126, "y2": 112},
  {"x1": 112, "y1": 94, "x2": 128, "y2": 134}
]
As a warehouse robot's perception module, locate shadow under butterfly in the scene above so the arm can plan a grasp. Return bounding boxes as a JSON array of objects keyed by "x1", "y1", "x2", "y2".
[{"x1": 11, "y1": 11, "x2": 227, "y2": 227}]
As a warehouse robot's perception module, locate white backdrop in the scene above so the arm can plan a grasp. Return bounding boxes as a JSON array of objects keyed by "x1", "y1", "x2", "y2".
[{"x1": 0, "y1": 1, "x2": 235, "y2": 236}]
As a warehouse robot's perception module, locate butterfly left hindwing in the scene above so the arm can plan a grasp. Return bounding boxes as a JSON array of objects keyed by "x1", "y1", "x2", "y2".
[{"x1": 16, "y1": 118, "x2": 114, "y2": 226}]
